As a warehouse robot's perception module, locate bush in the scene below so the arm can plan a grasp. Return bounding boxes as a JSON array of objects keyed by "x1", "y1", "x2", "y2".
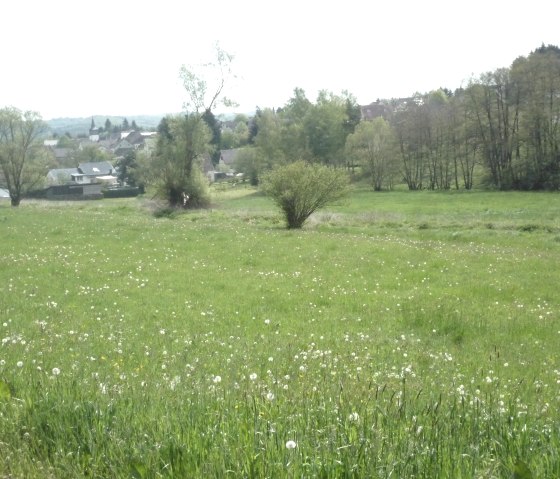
[{"x1": 261, "y1": 161, "x2": 350, "y2": 229}]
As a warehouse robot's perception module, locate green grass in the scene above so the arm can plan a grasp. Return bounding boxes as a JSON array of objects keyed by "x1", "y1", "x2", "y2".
[{"x1": 0, "y1": 189, "x2": 559, "y2": 478}]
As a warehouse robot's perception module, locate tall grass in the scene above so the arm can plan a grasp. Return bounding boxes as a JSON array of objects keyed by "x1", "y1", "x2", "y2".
[{"x1": 0, "y1": 190, "x2": 558, "y2": 477}]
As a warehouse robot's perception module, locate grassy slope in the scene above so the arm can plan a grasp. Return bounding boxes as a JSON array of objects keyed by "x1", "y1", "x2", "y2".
[{"x1": 0, "y1": 189, "x2": 558, "y2": 477}]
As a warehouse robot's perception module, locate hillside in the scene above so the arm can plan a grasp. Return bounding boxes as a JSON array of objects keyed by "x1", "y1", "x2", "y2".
[{"x1": 46, "y1": 114, "x2": 168, "y2": 137}]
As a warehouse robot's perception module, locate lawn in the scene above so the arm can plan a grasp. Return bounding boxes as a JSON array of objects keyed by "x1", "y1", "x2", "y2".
[{"x1": 0, "y1": 188, "x2": 558, "y2": 477}]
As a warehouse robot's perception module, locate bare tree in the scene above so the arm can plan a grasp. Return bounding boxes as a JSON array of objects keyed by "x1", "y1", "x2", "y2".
[{"x1": 179, "y1": 44, "x2": 237, "y2": 114}]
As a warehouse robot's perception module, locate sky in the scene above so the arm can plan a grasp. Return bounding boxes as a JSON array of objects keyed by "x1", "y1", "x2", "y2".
[{"x1": 1, "y1": 0, "x2": 558, "y2": 120}]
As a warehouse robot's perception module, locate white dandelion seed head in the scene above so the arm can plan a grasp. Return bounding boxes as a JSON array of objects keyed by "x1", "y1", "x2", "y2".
[
  {"x1": 16, "y1": 361, "x2": 23, "y2": 368},
  {"x1": 249, "y1": 373, "x2": 257, "y2": 381},
  {"x1": 348, "y1": 412, "x2": 360, "y2": 422},
  {"x1": 285, "y1": 440, "x2": 297, "y2": 449},
  {"x1": 213, "y1": 375, "x2": 222, "y2": 384},
  {"x1": 52, "y1": 367, "x2": 61, "y2": 376}
]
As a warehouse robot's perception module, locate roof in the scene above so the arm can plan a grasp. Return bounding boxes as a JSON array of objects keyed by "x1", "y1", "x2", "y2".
[
  {"x1": 47, "y1": 168, "x2": 79, "y2": 178},
  {"x1": 360, "y1": 102, "x2": 392, "y2": 121},
  {"x1": 115, "y1": 139, "x2": 133, "y2": 151},
  {"x1": 47, "y1": 168, "x2": 80, "y2": 184},
  {"x1": 123, "y1": 131, "x2": 144, "y2": 145},
  {"x1": 78, "y1": 161, "x2": 114, "y2": 176},
  {"x1": 0, "y1": 188, "x2": 9, "y2": 198}
]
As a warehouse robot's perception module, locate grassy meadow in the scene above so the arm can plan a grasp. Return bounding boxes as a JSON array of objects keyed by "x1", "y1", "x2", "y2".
[{"x1": 0, "y1": 186, "x2": 559, "y2": 478}]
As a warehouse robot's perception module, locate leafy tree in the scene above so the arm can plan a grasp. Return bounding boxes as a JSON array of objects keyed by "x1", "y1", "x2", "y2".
[
  {"x1": 447, "y1": 89, "x2": 479, "y2": 190},
  {"x1": 467, "y1": 69, "x2": 521, "y2": 189},
  {"x1": 220, "y1": 128, "x2": 236, "y2": 150},
  {"x1": 233, "y1": 147, "x2": 264, "y2": 185},
  {"x1": 423, "y1": 90, "x2": 454, "y2": 190},
  {"x1": 252, "y1": 90, "x2": 358, "y2": 173},
  {"x1": 116, "y1": 151, "x2": 138, "y2": 186},
  {"x1": 139, "y1": 45, "x2": 236, "y2": 207},
  {"x1": 261, "y1": 161, "x2": 350, "y2": 229},
  {"x1": 280, "y1": 88, "x2": 312, "y2": 162},
  {"x1": 233, "y1": 120, "x2": 249, "y2": 147},
  {"x1": 179, "y1": 43, "x2": 237, "y2": 113},
  {"x1": 201, "y1": 109, "x2": 221, "y2": 165},
  {"x1": 304, "y1": 91, "x2": 350, "y2": 166},
  {"x1": 56, "y1": 135, "x2": 74, "y2": 148},
  {"x1": 511, "y1": 47, "x2": 560, "y2": 188},
  {"x1": 0, "y1": 107, "x2": 47, "y2": 206},
  {"x1": 253, "y1": 108, "x2": 287, "y2": 166},
  {"x1": 392, "y1": 95, "x2": 428, "y2": 190},
  {"x1": 248, "y1": 108, "x2": 261, "y2": 144},
  {"x1": 343, "y1": 91, "x2": 362, "y2": 143},
  {"x1": 149, "y1": 114, "x2": 211, "y2": 207},
  {"x1": 74, "y1": 145, "x2": 112, "y2": 164},
  {"x1": 345, "y1": 118, "x2": 397, "y2": 190}
]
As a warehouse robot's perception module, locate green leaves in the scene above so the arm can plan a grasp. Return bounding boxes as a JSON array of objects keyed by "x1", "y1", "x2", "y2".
[{"x1": 261, "y1": 161, "x2": 350, "y2": 228}]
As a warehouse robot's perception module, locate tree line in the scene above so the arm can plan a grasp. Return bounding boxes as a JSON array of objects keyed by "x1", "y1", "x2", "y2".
[
  {"x1": 232, "y1": 44, "x2": 560, "y2": 192},
  {"x1": 2, "y1": 44, "x2": 559, "y2": 208}
]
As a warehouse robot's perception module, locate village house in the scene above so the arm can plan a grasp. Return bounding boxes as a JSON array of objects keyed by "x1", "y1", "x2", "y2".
[{"x1": 47, "y1": 161, "x2": 117, "y2": 186}]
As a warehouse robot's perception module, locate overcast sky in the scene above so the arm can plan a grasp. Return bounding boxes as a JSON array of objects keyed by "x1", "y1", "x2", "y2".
[{"x1": 1, "y1": 0, "x2": 558, "y2": 120}]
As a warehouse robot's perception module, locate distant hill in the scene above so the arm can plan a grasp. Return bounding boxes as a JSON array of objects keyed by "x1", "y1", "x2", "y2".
[
  {"x1": 45, "y1": 112, "x2": 252, "y2": 138},
  {"x1": 45, "y1": 111, "x2": 257, "y2": 138},
  {"x1": 46, "y1": 114, "x2": 169, "y2": 137}
]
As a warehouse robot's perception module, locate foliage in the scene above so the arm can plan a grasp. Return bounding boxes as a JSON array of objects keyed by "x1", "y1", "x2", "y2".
[
  {"x1": 304, "y1": 90, "x2": 354, "y2": 166},
  {"x1": 250, "y1": 90, "x2": 361, "y2": 182},
  {"x1": 148, "y1": 114, "x2": 211, "y2": 207},
  {"x1": 179, "y1": 44, "x2": 237, "y2": 113},
  {"x1": 202, "y1": 109, "x2": 222, "y2": 165},
  {"x1": 345, "y1": 117, "x2": 398, "y2": 189},
  {"x1": 0, "y1": 107, "x2": 47, "y2": 206},
  {"x1": 115, "y1": 151, "x2": 138, "y2": 186},
  {"x1": 74, "y1": 145, "x2": 113, "y2": 165},
  {"x1": 232, "y1": 147, "x2": 262, "y2": 185},
  {"x1": 138, "y1": 44, "x2": 238, "y2": 208},
  {"x1": 260, "y1": 161, "x2": 350, "y2": 228}
]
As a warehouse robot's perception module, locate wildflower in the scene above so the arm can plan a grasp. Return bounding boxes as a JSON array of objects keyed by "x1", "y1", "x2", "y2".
[
  {"x1": 249, "y1": 373, "x2": 257, "y2": 381},
  {"x1": 52, "y1": 367, "x2": 61, "y2": 376},
  {"x1": 16, "y1": 361, "x2": 23, "y2": 368},
  {"x1": 348, "y1": 412, "x2": 360, "y2": 422},
  {"x1": 264, "y1": 319, "x2": 271, "y2": 325},
  {"x1": 285, "y1": 440, "x2": 297, "y2": 449},
  {"x1": 266, "y1": 392, "x2": 275, "y2": 401},
  {"x1": 213, "y1": 375, "x2": 222, "y2": 384}
]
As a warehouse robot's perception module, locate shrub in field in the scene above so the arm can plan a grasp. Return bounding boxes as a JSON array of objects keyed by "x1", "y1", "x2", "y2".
[{"x1": 260, "y1": 161, "x2": 350, "y2": 229}]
